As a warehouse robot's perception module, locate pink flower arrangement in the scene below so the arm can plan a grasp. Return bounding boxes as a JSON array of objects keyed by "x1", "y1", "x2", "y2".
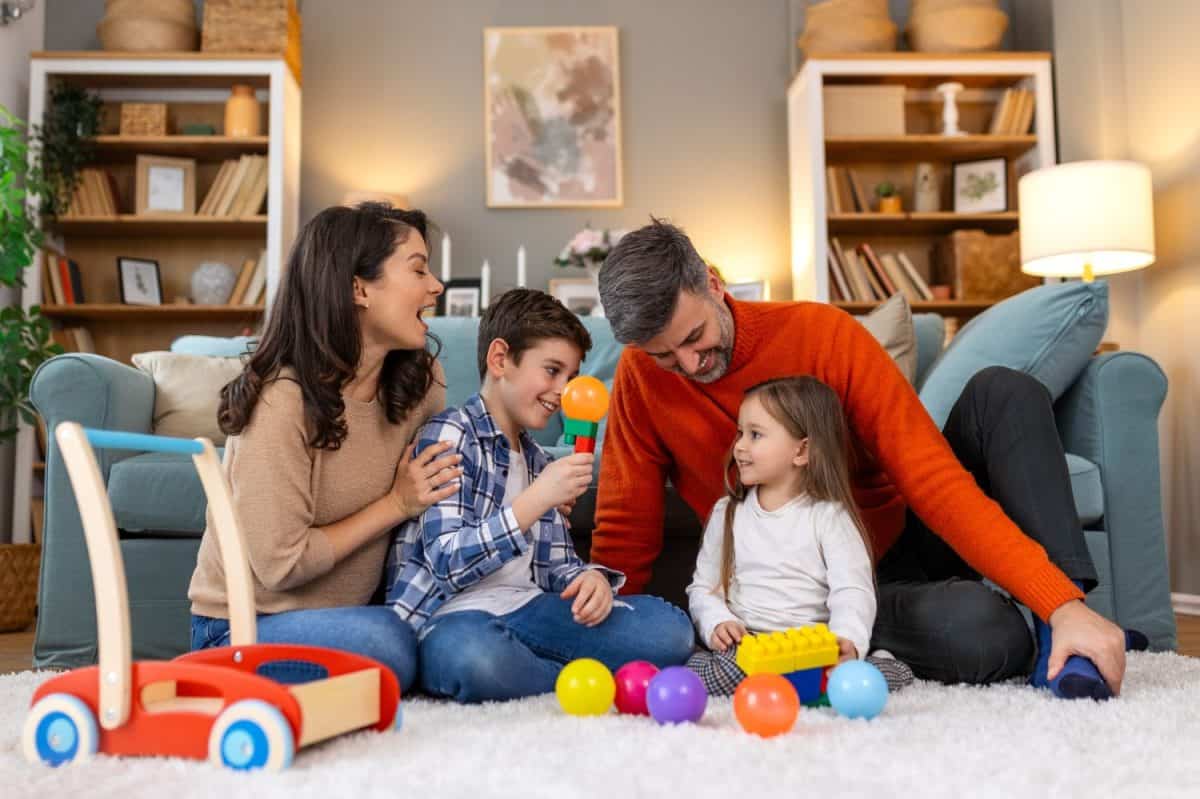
[{"x1": 554, "y1": 226, "x2": 627, "y2": 270}]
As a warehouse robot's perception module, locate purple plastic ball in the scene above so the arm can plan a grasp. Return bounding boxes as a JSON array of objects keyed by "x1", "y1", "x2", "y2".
[{"x1": 646, "y1": 666, "x2": 708, "y2": 724}]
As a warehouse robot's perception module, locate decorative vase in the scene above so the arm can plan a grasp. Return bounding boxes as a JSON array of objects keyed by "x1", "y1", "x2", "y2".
[
  {"x1": 224, "y1": 84, "x2": 261, "y2": 137},
  {"x1": 878, "y1": 195, "x2": 903, "y2": 213},
  {"x1": 190, "y1": 261, "x2": 237, "y2": 304},
  {"x1": 914, "y1": 162, "x2": 941, "y2": 212}
]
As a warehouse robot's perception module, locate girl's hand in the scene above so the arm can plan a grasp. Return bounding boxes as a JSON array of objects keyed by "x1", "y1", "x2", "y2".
[
  {"x1": 710, "y1": 620, "x2": 747, "y2": 652},
  {"x1": 390, "y1": 441, "x2": 463, "y2": 521},
  {"x1": 560, "y1": 569, "x2": 613, "y2": 626},
  {"x1": 837, "y1": 637, "x2": 858, "y2": 663}
]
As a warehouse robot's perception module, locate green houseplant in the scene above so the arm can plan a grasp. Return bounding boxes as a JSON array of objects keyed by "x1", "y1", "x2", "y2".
[{"x1": 875, "y1": 180, "x2": 902, "y2": 214}]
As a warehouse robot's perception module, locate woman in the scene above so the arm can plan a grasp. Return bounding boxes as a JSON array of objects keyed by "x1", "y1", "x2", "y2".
[{"x1": 188, "y1": 203, "x2": 461, "y2": 691}]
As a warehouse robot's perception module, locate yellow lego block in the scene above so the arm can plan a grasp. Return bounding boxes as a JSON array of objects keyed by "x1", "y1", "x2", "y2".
[{"x1": 735, "y1": 624, "x2": 839, "y2": 675}]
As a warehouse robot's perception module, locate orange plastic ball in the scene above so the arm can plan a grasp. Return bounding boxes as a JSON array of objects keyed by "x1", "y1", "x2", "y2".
[
  {"x1": 561, "y1": 375, "x2": 610, "y2": 422},
  {"x1": 733, "y1": 673, "x2": 800, "y2": 738}
]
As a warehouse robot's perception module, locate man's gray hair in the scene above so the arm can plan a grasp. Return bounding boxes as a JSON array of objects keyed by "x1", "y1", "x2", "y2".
[{"x1": 598, "y1": 218, "x2": 709, "y2": 345}]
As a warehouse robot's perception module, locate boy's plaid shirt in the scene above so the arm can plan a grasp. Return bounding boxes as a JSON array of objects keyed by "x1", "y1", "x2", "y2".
[{"x1": 385, "y1": 393, "x2": 624, "y2": 630}]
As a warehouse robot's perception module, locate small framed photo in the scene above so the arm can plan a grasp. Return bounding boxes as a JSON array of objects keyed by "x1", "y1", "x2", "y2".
[
  {"x1": 439, "y1": 278, "x2": 482, "y2": 317},
  {"x1": 135, "y1": 155, "x2": 196, "y2": 215},
  {"x1": 117, "y1": 256, "x2": 164, "y2": 305},
  {"x1": 548, "y1": 277, "x2": 603, "y2": 317},
  {"x1": 727, "y1": 280, "x2": 767, "y2": 302},
  {"x1": 953, "y1": 157, "x2": 1008, "y2": 213}
]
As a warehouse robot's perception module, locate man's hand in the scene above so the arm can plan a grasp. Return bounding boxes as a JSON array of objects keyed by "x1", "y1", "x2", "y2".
[
  {"x1": 561, "y1": 569, "x2": 613, "y2": 626},
  {"x1": 1048, "y1": 599, "x2": 1126, "y2": 694}
]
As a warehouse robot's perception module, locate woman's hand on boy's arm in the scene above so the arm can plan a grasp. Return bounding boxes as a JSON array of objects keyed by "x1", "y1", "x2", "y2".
[
  {"x1": 561, "y1": 568, "x2": 613, "y2": 626},
  {"x1": 389, "y1": 440, "x2": 463, "y2": 523}
]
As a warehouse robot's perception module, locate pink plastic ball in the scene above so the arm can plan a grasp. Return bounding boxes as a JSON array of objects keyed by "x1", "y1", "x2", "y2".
[{"x1": 613, "y1": 660, "x2": 659, "y2": 715}]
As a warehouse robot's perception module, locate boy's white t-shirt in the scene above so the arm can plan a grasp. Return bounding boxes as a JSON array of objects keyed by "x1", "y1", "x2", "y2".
[
  {"x1": 432, "y1": 451, "x2": 542, "y2": 618},
  {"x1": 685, "y1": 487, "x2": 876, "y2": 659}
]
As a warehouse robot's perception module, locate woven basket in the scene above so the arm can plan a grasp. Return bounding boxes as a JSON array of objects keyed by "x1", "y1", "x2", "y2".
[
  {"x1": 0, "y1": 544, "x2": 39, "y2": 633},
  {"x1": 908, "y1": 6, "x2": 1009, "y2": 52}
]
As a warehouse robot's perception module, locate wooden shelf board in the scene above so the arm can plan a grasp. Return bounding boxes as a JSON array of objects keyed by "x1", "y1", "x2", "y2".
[
  {"x1": 41, "y1": 304, "x2": 265, "y2": 321},
  {"x1": 828, "y1": 212, "x2": 1019, "y2": 235},
  {"x1": 92, "y1": 135, "x2": 269, "y2": 160},
  {"x1": 833, "y1": 300, "x2": 993, "y2": 318},
  {"x1": 52, "y1": 215, "x2": 267, "y2": 237},
  {"x1": 825, "y1": 135, "x2": 1037, "y2": 163}
]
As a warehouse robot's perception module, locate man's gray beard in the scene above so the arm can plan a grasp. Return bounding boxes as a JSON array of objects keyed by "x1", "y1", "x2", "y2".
[{"x1": 672, "y1": 299, "x2": 735, "y2": 383}]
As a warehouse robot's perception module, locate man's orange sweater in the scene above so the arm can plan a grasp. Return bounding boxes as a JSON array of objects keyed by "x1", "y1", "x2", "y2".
[{"x1": 591, "y1": 297, "x2": 1082, "y2": 622}]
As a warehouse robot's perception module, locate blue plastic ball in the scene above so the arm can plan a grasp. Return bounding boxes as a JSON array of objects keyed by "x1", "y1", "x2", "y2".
[{"x1": 826, "y1": 660, "x2": 888, "y2": 720}]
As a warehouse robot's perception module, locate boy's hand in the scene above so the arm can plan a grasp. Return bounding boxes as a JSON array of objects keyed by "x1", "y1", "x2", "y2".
[
  {"x1": 557, "y1": 499, "x2": 576, "y2": 529},
  {"x1": 710, "y1": 620, "x2": 746, "y2": 652},
  {"x1": 561, "y1": 569, "x2": 612, "y2": 626},
  {"x1": 836, "y1": 637, "x2": 858, "y2": 663},
  {"x1": 530, "y1": 452, "x2": 593, "y2": 514},
  {"x1": 390, "y1": 441, "x2": 462, "y2": 521}
]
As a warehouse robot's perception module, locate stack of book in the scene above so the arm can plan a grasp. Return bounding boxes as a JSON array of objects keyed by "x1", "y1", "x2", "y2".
[
  {"x1": 825, "y1": 166, "x2": 875, "y2": 214},
  {"x1": 198, "y1": 154, "x2": 269, "y2": 217},
  {"x1": 989, "y1": 89, "x2": 1036, "y2": 135},
  {"x1": 41, "y1": 251, "x2": 84, "y2": 305},
  {"x1": 50, "y1": 326, "x2": 95, "y2": 353},
  {"x1": 63, "y1": 168, "x2": 120, "y2": 217},
  {"x1": 226, "y1": 249, "x2": 269, "y2": 305},
  {"x1": 827, "y1": 238, "x2": 934, "y2": 303}
]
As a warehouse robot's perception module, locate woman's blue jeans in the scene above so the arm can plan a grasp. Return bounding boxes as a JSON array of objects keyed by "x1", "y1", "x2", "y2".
[
  {"x1": 191, "y1": 606, "x2": 420, "y2": 693},
  {"x1": 418, "y1": 593, "x2": 696, "y2": 703}
]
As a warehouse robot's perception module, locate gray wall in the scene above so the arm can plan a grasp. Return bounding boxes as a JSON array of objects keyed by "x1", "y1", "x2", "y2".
[{"x1": 47, "y1": 0, "x2": 1046, "y2": 301}]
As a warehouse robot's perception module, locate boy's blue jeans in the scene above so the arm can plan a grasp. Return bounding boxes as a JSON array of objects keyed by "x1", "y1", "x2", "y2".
[
  {"x1": 191, "y1": 606, "x2": 420, "y2": 693},
  {"x1": 418, "y1": 592, "x2": 696, "y2": 703}
]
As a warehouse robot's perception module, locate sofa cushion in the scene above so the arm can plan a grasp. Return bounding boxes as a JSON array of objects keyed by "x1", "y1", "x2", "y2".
[
  {"x1": 912, "y1": 313, "x2": 946, "y2": 389},
  {"x1": 171, "y1": 335, "x2": 256, "y2": 358},
  {"x1": 856, "y1": 293, "x2": 918, "y2": 384},
  {"x1": 1066, "y1": 452, "x2": 1103, "y2": 527},
  {"x1": 918, "y1": 281, "x2": 1109, "y2": 429},
  {"x1": 132, "y1": 351, "x2": 244, "y2": 445},
  {"x1": 108, "y1": 452, "x2": 214, "y2": 534}
]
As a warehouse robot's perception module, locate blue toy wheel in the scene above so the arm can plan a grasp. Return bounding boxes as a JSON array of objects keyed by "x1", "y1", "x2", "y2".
[
  {"x1": 207, "y1": 699, "x2": 295, "y2": 772},
  {"x1": 22, "y1": 693, "x2": 100, "y2": 766},
  {"x1": 392, "y1": 704, "x2": 403, "y2": 732}
]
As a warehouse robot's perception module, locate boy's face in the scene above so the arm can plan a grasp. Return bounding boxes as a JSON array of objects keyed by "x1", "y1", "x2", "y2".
[{"x1": 494, "y1": 338, "x2": 584, "y2": 432}]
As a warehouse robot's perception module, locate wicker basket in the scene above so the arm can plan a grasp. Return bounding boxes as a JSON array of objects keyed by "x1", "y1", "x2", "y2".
[
  {"x1": 800, "y1": 0, "x2": 897, "y2": 55},
  {"x1": 933, "y1": 230, "x2": 1041, "y2": 301},
  {"x1": 0, "y1": 544, "x2": 39, "y2": 633},
  {"x1": 908, "y1": 6, "x2": 1009, "y2": 53},
  {"x1": 202, "y1": 0, "x2": 302, "y2": 83},
  {"x1": 120, "y1": 102, "x2": 168, "y2": 136}
]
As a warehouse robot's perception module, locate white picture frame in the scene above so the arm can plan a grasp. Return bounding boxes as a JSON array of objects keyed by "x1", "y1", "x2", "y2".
[
  {"x1": 952, "y1": 157, "x2": 1008, "y2": 213},
  {"x1": 548, "y1": 277, "x2": 603, "y2": 317}
]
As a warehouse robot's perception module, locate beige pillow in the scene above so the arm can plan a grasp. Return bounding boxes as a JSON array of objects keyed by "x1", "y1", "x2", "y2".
[
  {"x1": 856, "y1": 293, "x2": 917, "y2": 384},
  {"x1": 131, "y1": 352, "x2": 246, "y2": 445}
]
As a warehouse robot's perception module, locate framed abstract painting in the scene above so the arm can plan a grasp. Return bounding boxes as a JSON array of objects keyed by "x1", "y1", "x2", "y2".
[{"x1": 484, "y1": 26, "x2": 623, "y2": 208}]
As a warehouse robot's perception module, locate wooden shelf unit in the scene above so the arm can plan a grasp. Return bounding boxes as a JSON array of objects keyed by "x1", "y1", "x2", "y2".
[
  {"x1": 788, "y1": 53, "x2": 1056, "y2": 308},
  {"x1": 833, "y1": 300, "x2": 994, "y2": 318},
  {"x1": 12, "y1": 52, "x2": 301, "y2": 544}
]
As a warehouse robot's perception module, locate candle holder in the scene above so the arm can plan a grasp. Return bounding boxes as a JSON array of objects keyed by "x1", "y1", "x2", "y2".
[{"x1": 935, "y1": 82, "x2": 966, "y2": 137}]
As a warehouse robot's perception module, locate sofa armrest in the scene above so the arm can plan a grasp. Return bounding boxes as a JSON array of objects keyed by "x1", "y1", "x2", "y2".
[
  {"x1": 28, "y1": 353, "x2": 156, "y2": 668},
  {"x1": 1055, "y1": 352, "x2": 1176, "y2": 651}
]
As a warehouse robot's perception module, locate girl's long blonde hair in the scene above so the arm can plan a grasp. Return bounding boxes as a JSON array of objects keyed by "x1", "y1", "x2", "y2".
[{"x1": 718, "y1": 376, "x2": 873, "y2": 596}]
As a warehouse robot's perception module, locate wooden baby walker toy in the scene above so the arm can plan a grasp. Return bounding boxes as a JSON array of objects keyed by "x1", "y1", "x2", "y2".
[{"x1": 23, "y1": 424, "x2": 401, "y2": 772}]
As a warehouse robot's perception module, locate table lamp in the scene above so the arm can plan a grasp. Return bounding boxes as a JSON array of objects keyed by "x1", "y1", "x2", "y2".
[{"x1": 1019, "y1": 160, "x2": 1155, "y2": 283}]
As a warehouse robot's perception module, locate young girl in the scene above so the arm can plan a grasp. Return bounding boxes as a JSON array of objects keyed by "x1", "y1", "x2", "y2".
[{"x1": 686, "y1": 376, "x2": 913, "y2": 695}]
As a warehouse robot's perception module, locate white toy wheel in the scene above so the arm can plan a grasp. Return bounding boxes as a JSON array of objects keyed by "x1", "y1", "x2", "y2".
[
  {"x1": 208, "y1": 699, "x2": 295, "y2": 772},
  {"x1": 22, "y1": 693, "x2": 100, "y2": 766}
]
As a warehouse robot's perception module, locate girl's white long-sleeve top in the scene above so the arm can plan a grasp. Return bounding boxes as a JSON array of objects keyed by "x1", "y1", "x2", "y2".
[{"x1": 686, "y1": 488, "x2": 876, "y2": 659}]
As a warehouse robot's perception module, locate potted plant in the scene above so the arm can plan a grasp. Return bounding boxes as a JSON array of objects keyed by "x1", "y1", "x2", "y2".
[
  {"x1": 875, "y1": 181, "x2": 902, "y2": 214},
  {"x1": 0, "y1": 104, "x2": 66, "y2": 632}
]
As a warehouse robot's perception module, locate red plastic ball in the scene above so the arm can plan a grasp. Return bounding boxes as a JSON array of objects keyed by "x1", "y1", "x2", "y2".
[
  {"x1": 733, "y1": 673, "x2": 800, "y2": 737},
  {"x1": 613, "y1": 660, "x2": 659, "y2": 715}
]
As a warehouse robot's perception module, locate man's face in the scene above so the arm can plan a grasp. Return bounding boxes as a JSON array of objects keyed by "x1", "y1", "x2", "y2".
[{"x1": 637, "y1": 273, "x2": 735, "y2": 384}]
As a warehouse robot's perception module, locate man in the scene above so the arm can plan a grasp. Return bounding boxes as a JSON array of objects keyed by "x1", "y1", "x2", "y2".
[{"x1": 591, "y1": 218, "x2": 1131, "y2": 697}]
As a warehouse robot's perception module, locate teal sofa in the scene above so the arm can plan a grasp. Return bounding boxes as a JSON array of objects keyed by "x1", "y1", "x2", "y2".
[{"x1": 28, "y1": 312, "x2": 1177, "y2": 669}]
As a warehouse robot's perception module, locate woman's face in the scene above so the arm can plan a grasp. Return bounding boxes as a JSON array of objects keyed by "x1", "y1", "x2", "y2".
[{"x1": 357, "y1": 231, "x2": 443, "y2": 351}]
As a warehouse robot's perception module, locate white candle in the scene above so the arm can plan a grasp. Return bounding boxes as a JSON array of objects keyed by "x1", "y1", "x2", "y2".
[
  {"x1": 441, "y1": 233, "x2": 451, "y2": 283},
  {"x1": 517, "y1": 245, "x2": 527, "y2": 288},
  {"x1": 480, "y1": 260, "x2": 491, "y2": 310}
]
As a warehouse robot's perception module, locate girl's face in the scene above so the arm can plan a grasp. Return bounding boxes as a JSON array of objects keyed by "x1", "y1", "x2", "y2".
[
  {"x1": 733, "y1": 394, "x2": 809, "y2": 492},
  {"x1": 356, "y1": 232, "x2": 443, "y2": 351}
]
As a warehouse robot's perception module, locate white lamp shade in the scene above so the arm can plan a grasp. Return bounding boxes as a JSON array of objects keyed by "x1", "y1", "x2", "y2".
[{"x1": 1019, "y1": 160, "x2": 1155, "y2": 278}]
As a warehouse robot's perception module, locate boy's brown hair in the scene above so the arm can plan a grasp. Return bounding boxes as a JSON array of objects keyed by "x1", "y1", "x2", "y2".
[{"x1": 477, "y1": 288, "x2": 593, "y2": 379}]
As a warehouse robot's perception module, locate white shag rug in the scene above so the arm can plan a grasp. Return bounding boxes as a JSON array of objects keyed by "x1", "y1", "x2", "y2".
[{"x1": 3, "y1": 652, "x2": 1200, "y2": 799}]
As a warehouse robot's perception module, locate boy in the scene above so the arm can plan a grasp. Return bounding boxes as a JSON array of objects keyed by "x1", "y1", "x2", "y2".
[{"x1": 386, "y1": 289, "x2": 694, "y2": 703}]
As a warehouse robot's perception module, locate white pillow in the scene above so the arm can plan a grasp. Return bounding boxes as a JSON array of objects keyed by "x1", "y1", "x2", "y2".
[
  {"x1": 857, "y1": 292, "x2": 918, "y2": 384},
  {"x1": 131, "y1": 351, "x2": 245, "y2": 445}
]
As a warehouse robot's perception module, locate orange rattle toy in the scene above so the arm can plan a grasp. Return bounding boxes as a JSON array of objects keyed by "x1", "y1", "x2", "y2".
[{"x1": 561, "y1": 376, "x2": 610, "y2": 454}]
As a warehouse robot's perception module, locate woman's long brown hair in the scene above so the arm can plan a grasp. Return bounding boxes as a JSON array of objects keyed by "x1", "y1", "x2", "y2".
[
  {"x1": 718, "y1": 376, "x2": 873, "y2": 596},
  {"x1": 219, "y1": 202, "x2": 441, "y2": 450}
]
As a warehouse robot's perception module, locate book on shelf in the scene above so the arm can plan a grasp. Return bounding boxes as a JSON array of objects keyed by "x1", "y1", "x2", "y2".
[
  {"x1": 63, "y1": 168, "x2": 119, "y2": 217},
  {"x1": 827, "y1": 239, "x2": 936, "y2": 303},
  {"x1": 988, "y1": 88, "x2": 1035, "y2": 135},
  {"x1": 858, "y1": 244, "x2": 896, "y2": 296},
  {"x1": 227, "y1": 255, "x2": 257, "y2": 304},
  {"x1": 844, "y1": 168, "x2": 871, "y2": 213},
  {"x1": 198, "y1": 159, "x2": 235, "y2": 216},
  {"x1": 897, "y1": 253, "x2": 934, "y2": 301},
  {"x1": 230, "y1": 249, "x2": 268, "y2": 305},
  {"x1": 827, "y1": 248, "x2": 851, "y2": 302},
  {"x1": 880, "y1": 253, "x2": 921, "y2": 304},
  {"x1": 41, "y1": 251, "x2": 65, "y2": 304},
  {"x1": 203, "y1": 155, "x2": 268, "y2": 218},
  {"x1": 49, "y1": 325, "x2": 94, "y2": 353}
]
